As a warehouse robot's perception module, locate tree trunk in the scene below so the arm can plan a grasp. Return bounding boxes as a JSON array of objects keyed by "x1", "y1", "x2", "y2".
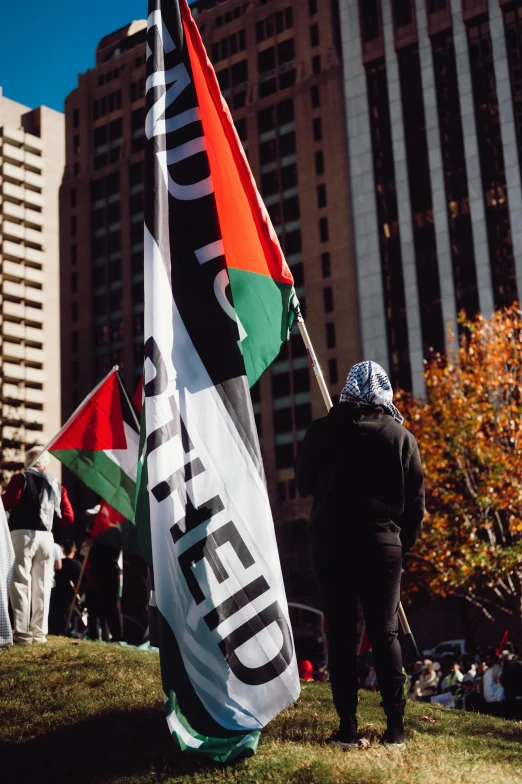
[{"x1": 507, "y1": 572, "x2": 522, "y2": 652}]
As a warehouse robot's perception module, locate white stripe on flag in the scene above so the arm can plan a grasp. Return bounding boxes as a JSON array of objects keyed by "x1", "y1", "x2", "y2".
[
  {"x1": 103, "y1": 423, "x2": 140, "y2": 482},
  {"x1": 166, "y1": 711, "x2": 203, "y2": 749}
]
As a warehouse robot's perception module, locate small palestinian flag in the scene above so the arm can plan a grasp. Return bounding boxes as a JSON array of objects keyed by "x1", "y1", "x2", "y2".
[{"x1": 48, "y1": 368, "x2": 140, "y2": 522}]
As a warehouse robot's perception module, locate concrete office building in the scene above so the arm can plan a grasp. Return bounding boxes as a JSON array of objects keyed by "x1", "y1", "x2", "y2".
[
  {"x1": 340, "y1": 0, "x2": 522, "y2": 396},
  {"x1": 60, "y1": 5, "x2": 361, "y2": 577},
  {"x1": 193, "y1": 0, "x2": 360, "y2": 544},
  {"x1": 0, "y1": 90, "x2": 64, "y2": 479}
]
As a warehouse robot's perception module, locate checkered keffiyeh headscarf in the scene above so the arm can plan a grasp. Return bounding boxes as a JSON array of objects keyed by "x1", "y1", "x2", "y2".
[{"x1": 340, "y1": 361, "x2": 404, "y2": 424}]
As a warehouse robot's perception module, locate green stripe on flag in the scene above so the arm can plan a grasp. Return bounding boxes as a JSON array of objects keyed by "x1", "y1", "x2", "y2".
[
  {"x1": 228, "y1": 268, "x2": 296, "y2": 387},
  {"x1": 157, "y1": 606, "x2": 260, "y2": 762},
  {"x1": 52, "y1": 449, "x2": 136, "y2": 522}
]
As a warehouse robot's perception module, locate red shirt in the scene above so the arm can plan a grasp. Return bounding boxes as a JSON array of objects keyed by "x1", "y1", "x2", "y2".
[{"x1": 2, "y1": 472, "x2": 75, "y2": 524}]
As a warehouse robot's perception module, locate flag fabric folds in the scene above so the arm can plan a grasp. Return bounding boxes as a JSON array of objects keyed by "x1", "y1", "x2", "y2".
[
  {"x1": 48, "y1": 369, "x2": 140, "y2": 523},
  {"x1": 136, "y1": 0, "x2": 300, "y2": 763}
]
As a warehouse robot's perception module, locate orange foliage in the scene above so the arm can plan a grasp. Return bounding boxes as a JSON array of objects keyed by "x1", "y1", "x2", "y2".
[{"x1": 397, "y1": 305, "x2": 522, "y2": 636}]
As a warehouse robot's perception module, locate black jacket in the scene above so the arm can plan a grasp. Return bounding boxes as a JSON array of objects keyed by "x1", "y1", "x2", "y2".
[{"x1": 294, "y1": 403, "x2": 424, "y2": 553}]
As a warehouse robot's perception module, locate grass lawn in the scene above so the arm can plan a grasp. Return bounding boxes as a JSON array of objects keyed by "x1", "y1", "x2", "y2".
[{"x1": 1, "y1": 637, "x2": 521, "y2": 784}]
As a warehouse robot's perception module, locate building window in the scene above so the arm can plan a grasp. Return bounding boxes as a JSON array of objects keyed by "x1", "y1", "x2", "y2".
[
  {"x1": 326, "y1": 322, "x2": 336, "y2": 349},
  {"x1": 275, "y1": 443, "x2": 294, "y2": 469},
  {"x1": 432, "y1": 33, "x2": 478, "y2": 321},
  {"x1": 392, "y1": 0, "x2": 413, "y2": 28},
  {"x1": 317, "y1": 183, "x2": 327, "y2": 208},
  {"x1": 366, "y1": 60, "x2": 411, "y2": 390},
  {"x1": 285, "y1": 229, "x2": 302, "y2": 255},
  {"x1": 72, "y1": 331, "x2": 79, "y2": 352},
  {"x1": 293, "y1": 368, "x2": 310, "y2": 393},
  {"x1": 323, "y1": 287, "x2": 333, "y2": 313},
  {"x1": 72, "y1": 301, "x2": 78, "y2": 323},
  {"x1": 313, "y1": 117, "x2": 322, "y2": 143},
  {"x1": 71, "y1": 272, "x2": 78, "y2": 293},
  {"x1": 321, "y1": 251, "x2": 331, "y2": 277},
  {"x1": 328, "y1": 359, "x2": 338, "y2": 385},
  {"x1": 273, "y1": 407, "x2": 293, "y2": 434},
  {"x1": 315, "y1": 150, "x2": 324, "y2": 175},
  {"x1": 70, "y1": 188, "x2": 77, "y2": 209},
  {"x1": 467, "y1": 21, "x2": 517, "y2": 307},
  {"x1": 398, "y1": 47, "x2": 445, "y2": 358},
  {"x1": 359, "y1": 0, "x2": 380, "y2": 42},
  {"x1": 73, "y1": 162, "x2": 80, "y2": 177},
  {"x1": 309, "y1": 0, "x2": 318, "y2": 15},
  {"x1": 70, "y1": 216, "x2": 77, "y2": 236},
  {"x1": 312, "y1": 55, "x2": 321, "y2": 74},
  {"x1": 285, "y1": 7, "x2": 293, "y2": 28},
  {"x1": 291, "y1": 263, "x2": 304, "y2": 287},
  {"x1": 73, "y1": 108, "x2": 79, "y2": 128},
  {"x1": 310, "y1": 85, "x2": 320, "y2": 108},
  {"x1": 295, "y1": 404, "x2": 312, "y2": 430},
  {"x1": 310, "y1": 24, "x2": 319, "y2": 47},
  {"x1": 428, "y1": 0, "x2": 447, "y2": 9},
  {"x1": 71, "y1": 245, "x2": 77, "y2": 265},
  {"x1": 319, "y1": 217, "x2": 329, "y2": 243},
  {"x1": 73, "y1": 135, "x2": 80, "y2": 155},
  {"x1": 72, "y1": 361, "x2": 79, "y2": 383}
]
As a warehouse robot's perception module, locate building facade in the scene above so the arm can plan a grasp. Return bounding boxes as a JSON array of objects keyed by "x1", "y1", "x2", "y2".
[
  {"x1": 0, "y1": 90, "x2": 64, "y2": 479},
  {"x1": 340, "y1": 0, "x2": 522, "y2": 396},
  {"x1": 60, "y1": 4, "x2": 361, "y2": 581},
  {"x1": 193, "y1": 0, "x2": 360, "y2": 550}
]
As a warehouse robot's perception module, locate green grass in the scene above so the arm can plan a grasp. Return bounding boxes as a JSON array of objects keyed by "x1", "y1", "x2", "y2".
[{"x1": 1, "y1": 637, "x2": 521, "y2": 784}]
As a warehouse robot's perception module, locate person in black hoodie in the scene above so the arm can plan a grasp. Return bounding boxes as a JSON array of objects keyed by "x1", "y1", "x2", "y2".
[{"x1": 295, "y1": 361, "x2": 424, "y2": 748}]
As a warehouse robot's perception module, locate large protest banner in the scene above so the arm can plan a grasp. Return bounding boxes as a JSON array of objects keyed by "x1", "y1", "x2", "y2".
[{"x1": 135, "y1": 0, "x2": 300, "y2": 762}]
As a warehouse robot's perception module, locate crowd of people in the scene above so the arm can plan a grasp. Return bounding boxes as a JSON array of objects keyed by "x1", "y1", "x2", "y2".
[
  {"x1": 0, "y1": 447, "x2": 125, "y2": 649},
  {"x1": 357, "y1": 645, "x2": 522, "y2": 720}
]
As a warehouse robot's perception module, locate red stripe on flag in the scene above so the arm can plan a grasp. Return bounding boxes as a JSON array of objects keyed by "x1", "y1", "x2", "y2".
[
  {"x1": 50, "y1": 371, "x2": 126, "y2": 452},
  {"x1": 181, "y1": 0, "x2": 293, "y2": 286}
]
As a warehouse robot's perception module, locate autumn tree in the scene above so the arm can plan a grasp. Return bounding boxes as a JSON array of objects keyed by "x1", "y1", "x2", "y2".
[{"x1": 398, "y1": 305, "x2": 522, "y2": 646}]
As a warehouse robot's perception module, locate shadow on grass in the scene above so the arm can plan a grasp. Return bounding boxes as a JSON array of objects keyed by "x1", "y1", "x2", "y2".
[{"x1": 0, "y1": 706, "x2": 225, "y2": 784}]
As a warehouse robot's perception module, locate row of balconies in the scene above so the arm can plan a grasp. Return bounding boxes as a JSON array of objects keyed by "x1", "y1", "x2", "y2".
[
  {"x1": 1, "y1": 157, "x2": 43, "y2": 187},
  {"x1": 2, "y1": 239, "x2": 44, "y2": 265},
  {"x1": 3, "y1": 280, "x2": 45, "y2": 304},
  {"x1": 1, "y1": 340, "x2": 44, "y2": 363},
  {"x1": 2, "y1": 362, "x2": 45, "y2": 384},
  {"x1": 2, "y1": 199, "x2": 44, "y2": 228},
  {"x1": 3, "y1": 260, "x2": 44, "y2": 286},
  {"x1": 3, "y1": 320, "x2": 43, "y2": 344},
  {"x1": 1, "y1": 220, "x2": 44, "y2": 249},
  {"x1": 2, "y1": 300, "x2": 44, "y2": 324},
  {"x1": 1, "y1": 126, "x2": 43, "y2": 156},
  {"x1": 3, "y1": 382, "x2": 44, "y2": 404},
  {"x1": 2, "y1": 181, "x2": 44, "y2": 209},
  {"x1": 2, "y1": 405, "x2": 45, "y2": 426}
]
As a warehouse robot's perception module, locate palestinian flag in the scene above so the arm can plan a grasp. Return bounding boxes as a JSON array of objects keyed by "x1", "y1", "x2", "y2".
[
  {"x1": 136, "y1": 0, "x2": 300, "y2": 763},
  {"x1": 48, "y1": 369, "x2": 140, "y2": 522}
]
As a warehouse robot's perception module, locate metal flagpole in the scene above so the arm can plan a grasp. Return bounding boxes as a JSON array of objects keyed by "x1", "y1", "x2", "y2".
[
  {"x1": 295, "y1": 314, "x2": 420, "y2": 659},
  {"x1": 64, "y1": 540, "x2": 91, "y2": 636}
]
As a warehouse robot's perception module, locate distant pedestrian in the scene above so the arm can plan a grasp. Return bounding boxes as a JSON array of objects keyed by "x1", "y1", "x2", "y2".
[
  {"x1": 298, "y1": 658, "x2": 314, "y2": 681},
  {"x1": 49, "y1": 540, "x2": 81, "y2": 635},
  {"x1": 483, "y1": 653, "x2": 505, "y2": 716},
  {"x1": 414, "y1": 660, "x2": 438, "y2": 701},
  {"x1": 295, "y1": 361, "x2": 424, "y2": 748},
  {"x1": 86, "y1": 506, "x2": 124, "y2": 642},
  {"x1": 3, "y1": 448, "x2": 74, "y2": 644},
  {"x1": 0, "y1": 497, "x2": 15, "y2": 649}
]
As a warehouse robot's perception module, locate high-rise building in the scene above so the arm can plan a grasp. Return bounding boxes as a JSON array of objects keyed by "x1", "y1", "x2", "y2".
[
  {"x1": 0, "y1": 89, "x2": 64, "y2": 479},
  {"x1": 60, "y1": 5, "x2": 361, "y2": 562},
  {"x1": 340, "y1": 0, "x2": 522, "y2": 396},
  {"x1": 192, "y1": 0, "x2": 360, "y2": 548}
]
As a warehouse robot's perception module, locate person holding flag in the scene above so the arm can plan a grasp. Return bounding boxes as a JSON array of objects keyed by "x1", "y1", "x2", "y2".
[
  {"x1": 3, "y1": 447, "x2": 75, "y2": 644},
  {"x1": 295, "y1": 361, "x2": 425, "y2": 748}
]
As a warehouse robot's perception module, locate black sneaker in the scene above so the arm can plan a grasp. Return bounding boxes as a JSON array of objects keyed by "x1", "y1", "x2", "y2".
[
  {"x1": 380, "y1": 715, "x2": 406, "y2": 748},
  {"x1": 328, "y1": 731, "x2": 370, "y2": 750}
]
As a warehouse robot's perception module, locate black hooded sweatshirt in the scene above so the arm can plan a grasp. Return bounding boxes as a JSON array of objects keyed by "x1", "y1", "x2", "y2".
[{"x1": 294, "y1": 402, "x2": 424, "y2": 556}]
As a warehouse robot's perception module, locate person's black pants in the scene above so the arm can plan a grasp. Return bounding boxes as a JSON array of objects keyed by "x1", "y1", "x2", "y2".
[
  {"x1": 314, "y1": 543, "x2": 405, "y2": 723},
  {"x1": 93, "y1": 561, "x2": 123, "y2": 642}
]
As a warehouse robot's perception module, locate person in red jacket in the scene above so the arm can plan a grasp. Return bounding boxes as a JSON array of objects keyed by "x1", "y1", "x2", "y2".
[{"x1": 3, "y1": 446, "x2": 74, "y2": 644}]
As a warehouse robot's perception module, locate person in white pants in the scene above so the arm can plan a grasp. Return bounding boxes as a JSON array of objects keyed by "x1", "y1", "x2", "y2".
[
  {"x1": 10, "y1": 529, "x2": 54, "y2": 644},
  {"x1": 3, "y1": 447, "x2": 74, "y2": 644}
]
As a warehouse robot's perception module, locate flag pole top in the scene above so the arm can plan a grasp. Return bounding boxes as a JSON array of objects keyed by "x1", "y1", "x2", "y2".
[{"x1": 112, "y1": 365, "x2": 120, "y2": 371}]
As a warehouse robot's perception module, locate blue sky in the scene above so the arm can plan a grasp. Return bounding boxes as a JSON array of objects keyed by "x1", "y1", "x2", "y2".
[{"x1": 0, "y1": 0, "x2": 194, "y2": 114}]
